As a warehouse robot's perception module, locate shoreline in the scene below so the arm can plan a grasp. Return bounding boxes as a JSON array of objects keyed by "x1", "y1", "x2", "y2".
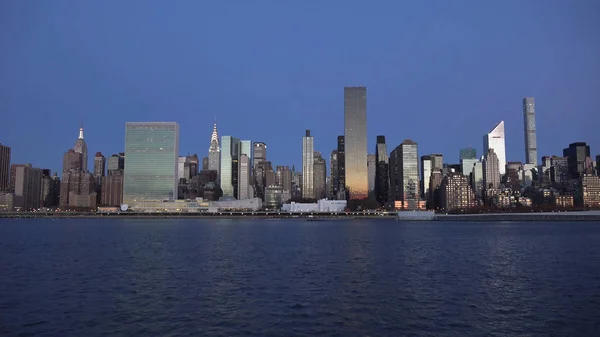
[{"x1": 1, "y1": 211, "x2": 600, "y2": 221}]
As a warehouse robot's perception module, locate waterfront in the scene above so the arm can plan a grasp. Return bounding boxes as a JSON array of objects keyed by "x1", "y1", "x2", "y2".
[{"x1": 1, "y1": 219, "x2": 599, "y2": 336}]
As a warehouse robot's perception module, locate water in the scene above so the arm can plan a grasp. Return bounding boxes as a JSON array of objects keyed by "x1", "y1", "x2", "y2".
[{"x1": 1, "y1": 219, "x2": 599, "y2": 336}]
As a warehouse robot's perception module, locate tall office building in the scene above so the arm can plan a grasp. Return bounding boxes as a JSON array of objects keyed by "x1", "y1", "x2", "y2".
[
  {"x1": 344, "y1": 86, "x2": 368, "y2": 200},
  {"x1": 563, "y1": 142, "x2": 591, "y2": 179},
  {"x1": 102, "y1": 153, "x2": 125, "y2": 206},
  {"x1": 330, "y1": 150, "x2": 338, "y2": 198},
  {"x1": 73, "y1": 125, "x2": 88, "y2": 172},
  {"x1": 253, "y1": 142, "x2": 267, "y2": 169},
  {"x1": 523, "y1": 97, "x2": 538, "y2": 166},
  {"x1": 596, "y1": 155, "x2": 600, "y2": 176},
  {"x1": 483, "y1": 148, "x2": 500, "y2": 190},
  {"x1": 13, "y1": 164, "x2": 42, "y2": 210},
  {"x1": 208, "y1": 123, "x2": 221, "y2": 177},
  {"x1": 459, "y1": 148, "x2": 477, "y2": 160},
  {"x1": 313, "y1": 152, "x2": 327, "y2": 200},
  {"x1": 238, "y1": 140, "x2": 252, "y2": 199},
  {"x1": 123, "y1": 122, "x2": 179, "y2": 205},
  {"x1": 220, "y1": 136, "x2": 240, "y2": 198},
  {"x1": 389, "y1": 140, "x2": 419, "y2": 208},
  {"x1": 431, "y1": 154, "x2": 444, "y2": 171},
  {"x1": 375, "y1": 136, "x2": 389, "y2": 205},
  {"x1": 472, "y1": 160, "x2": 484, "y2": 198},
  {"x1": 93, "y1": 152, "x2": 106, "y2": 178},
  {"x1": 421, "y1": 155, "x2": 432, "y2": 200},
  {"x1": 483, "y1": 121, "x2": 506, "y2": 175},
  {"x1": 367, "y1": 154, "x2": 376, "y2": 196},
  {"x1": 0, "y1": 143, "x2": 10, "y2": 191},
  {"x1": 302, "y1": 130, "x2": 314, "y2": 199},
  {"x1": 336, "y1": 136, "x2": 346, "y2": 197}
]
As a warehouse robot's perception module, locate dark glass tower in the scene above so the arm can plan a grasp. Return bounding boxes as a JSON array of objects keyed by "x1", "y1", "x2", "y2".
[
  {"x1": 344, "y1": 86, "x2": 367, "y2": 199},
  {"x1": 374, "y1": 135, "x2": 389, "y2": 205},
  {"x1": 336, "y1": 135, "x2": 345, "y2": 198}
]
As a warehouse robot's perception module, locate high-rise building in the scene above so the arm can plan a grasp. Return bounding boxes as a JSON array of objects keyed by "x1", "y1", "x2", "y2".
[
  {"x1": 389, "y1": 140, "x2": 420, "y2": 209},
  {"x1": 253, "y1": 142, "x2": 267, "y2": 169},
  {"x1": 484, "y1": 121, "x2": 506, "y2": 175},
  {"x1": 461, "y1": 158, "x2": 478, "y2": 179},
  {"x1": 102, "y1": 153, "x2": 125, "y2": 207},
  {"x1": 41, "y1": 171, "x2": 60, "y2": 208},
  {"x1": 220, "y1": 136, "x2": 240, "y2": 198},
  {"x1": 238, "y1": 154, "x2": 251, "y2": 199},
  {"x1": 375, "y1": 136, "x2": 389, "y2": 205},
  {"x1": 459, "y1": 148, "x2": 477, "y2": 161},
  {"x1": 472, "y1": 160, "x2": 484, "y2": 198},
  {"x1": 523, "y1": 97, "x2": 538, "y2": 166},
  {"x1": 596, "y1": 155, "x2": 600, "y2": 176},
  {"x1": 202, "y1": 157, "x2": 209, "y2": 170},
  {"x1": 420, "y1": 155, "x2": 432, "y2": 200},
  {"x1": 13, "y1": 164, "x2": 42, "y2": 210},
  {"x1": 313, "y1": 152, "x2": 327, "y2": 200},
  {"x1": 208, "y1": 123, "x2": 221, "y2": 178},
  {"x1": 0, "y1": 143, "x2": 10, "y2": 191},
  {"x1": 302, "y1": 130, "x2": 314, "y2": 199},
  {"x1": 330, "y1": 150, "x2": 338, "y2": 198},
  {"x1": 483, "y1": 148, "x2": 501, "y2": 190},
  {"x1": 563, "y1": 142, "x2": 591, "y2": 179},
  {"x1": 336, "y1": 135, "x2": 346, "y2": 198},
  {"x1": 123, "y1": 122, "x2": 179, "y2": 205},
  {"x1": 344, "y1": 86, "x2": 368, "y2": 200},
  {"x1": 73, "y1": 125, "x2": 88, "y2": 172},
  {"x1": 94, "y1": 152, "x2": 106, "y2": 178},
  {"x1": 431, "y1": 154, "x2": 443, "y2": 171},
  {"x1": 549, "y1": 156, "x2": 569, "y2": 184},
  {"x1": 367, "y1": 154, "x2": 376, "y2": 196},
  {"x1": 439, "y1": 171, "x2": 475, "y2": 212}
]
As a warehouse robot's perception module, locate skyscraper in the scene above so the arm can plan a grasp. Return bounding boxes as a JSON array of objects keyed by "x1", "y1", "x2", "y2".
[
  {"x1": 375, "y1": 136, "x2": 389, "y2": 205},
  {"x1": 484, "y1": 121, "x2": 506, "y2": 175},
  {"x1": 330, "y1": 150, "x2": 338, "y2": 198},
  {"x1": 420, "y1": 155, "x2": 432, "y2": 200},
  {"x1": 73, "y1": 125, "x2": 88, "y2": 172},
  {"x1": 367, "y1": 154, "x2": 376, "y2": 196},
  {"x1": 336, "y1": 135, "x2": 345, "y2": 197},
  {"x1": 483, "y1": 148, "x2": 500, "y2": 190},
  {"x1": 302, "y1": 130, "x2": 314, "y2": 199},
  {"x1": 523, "y1": 97, "x2": 538, "y2": 166},
  {"x1": 238, "y1": 140, "x2": 252, "y2": 198},
  {"x1": 13, "y1": 164, "x2": 42, "y2": 210},
  {"x1": 220, "y1": 136, "x2": 240, "y2": 198},
  {"x1": 0, "y1": 143, "x2": 10, "y2": 191},
  {"x1": 389, "y1": 140, "x2": 420, "y2": 208},
  {"x1": 459, "y1": 148, "x2": 477, "y2": 160},
  {"x1": 208, "y1": 123, "x2": 220, "y2": 177},
  {"x1": 253, "y1": 142, "x2": 267, "y2": 169},
  {"x1": 563, "y1": 142, "x2": 591, "y2": 179},
  {"x1": 123, "y1": 122, "x2": 179, "y2": 205},
  {"x1": 344, "y1": 86, "x2": 368, "y2": 200},
  {"x1": 93, "y1": 152, "x2": 106, "y2": 178},
  {"x1": 313, "y1": 151, "x2": 326, "y2": 200}
]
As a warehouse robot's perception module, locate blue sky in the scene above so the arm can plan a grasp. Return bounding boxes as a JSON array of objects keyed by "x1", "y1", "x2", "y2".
[{"x1": 1, "y1": 0, "x2": 598, "y2": 174}]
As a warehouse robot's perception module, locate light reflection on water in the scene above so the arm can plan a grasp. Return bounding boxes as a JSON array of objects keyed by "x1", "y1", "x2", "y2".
[{"x1": 0, "y1": 219, "x2": 599, "y2": 336}]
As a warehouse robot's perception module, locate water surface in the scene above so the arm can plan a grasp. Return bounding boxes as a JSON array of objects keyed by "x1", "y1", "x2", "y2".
[{"x1": 1, "y1": 219, "x2": 599, "y2": 336}]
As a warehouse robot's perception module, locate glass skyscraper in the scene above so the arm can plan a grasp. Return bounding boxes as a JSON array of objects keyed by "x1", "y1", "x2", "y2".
[
  {"x1": 523, "y1": 97, "x2": 537, "y2": 166},
  {"x1": 220, "y1": 136, "x2": 240, "y2": 198},
  {"x1": 483, "y1": 121, "x2": 506, "y2": 175},
  {"x1": 344, "y1": 86, "x2": 368, "y2": 200},
  {"x1": 123, "y1": 122, "x2": 179, "y2": 205}
]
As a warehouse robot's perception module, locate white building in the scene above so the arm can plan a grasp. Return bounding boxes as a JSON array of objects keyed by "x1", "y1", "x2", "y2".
[
  {"x1": 483, "y1": 121, "x2": 506, "y2": 175},
  {"x1": 281, "y1": 199, "x2": 347, "y2": 213},
  {"x1": 302, "y1": 130, "x2": 314, "y2": 199}
]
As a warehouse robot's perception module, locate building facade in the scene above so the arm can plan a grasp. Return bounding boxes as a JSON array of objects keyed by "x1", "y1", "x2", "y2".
[
  {"x1": 73, "y1": 126, "x2": 88, "y2": 172},
  {"x1": 208, "y1": 123, "x2": 221, "y2": 177},
  {"x1": 336, "y1": 135, "x2": 346, "y2": 198},
  {"x1": 375, "y1": 136, "x2": 389, "y2": 205},
  {"x1": 483, "y1": 148, "x2": 501, "y2": 190},
  {"x1": 563, "y1": 142, "x2": 591, "y2": 179},
  {"x1": 220, "y1": 136, "x2": 240, "y2": 198},
  {"x1": 459, "y1": 148, "x2": 477, "y2": 161},
  {"x1": 344, "y1": 87, "x2": 368, "y2": 200},
  {"x1": 0, "y1": 143, "x2": 10, "y2": 191},
  {"x1": 123, "y1": 122, "x2": 179, "y2": 205},
  {"x1": 313, "y1": 152, "x2": 327, "y2": 200},
  {"x1": 302, "y1": 130, "x2": 314, "y2": 199},
  {"x1": 389, "y1": 140, "x2": 420, "y2": 209},
  {"x1": 367, "y1": 154, "x2": 376, "y2": 197},
  {"x1": 484, "y1": 121, "x2": 506, "y2": 175},
  {"x1": 523, "y1": 97, "x2": 538, "y2": 166},
  {"x1": 13, "y1": 164, "x2": 42, "y2": 210},
  {"x1": 439, "y1": 171, "x2": 475, "y2": 211}
]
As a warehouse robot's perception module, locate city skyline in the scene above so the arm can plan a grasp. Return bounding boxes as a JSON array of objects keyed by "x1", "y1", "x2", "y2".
[{"x1": 2, "y1": 1, "x2": 598, "y2": 174}]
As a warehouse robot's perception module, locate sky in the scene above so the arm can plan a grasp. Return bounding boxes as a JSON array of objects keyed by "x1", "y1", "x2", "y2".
[{"x1": 1, "y1": 0, "x2": 599, "y2": 175}]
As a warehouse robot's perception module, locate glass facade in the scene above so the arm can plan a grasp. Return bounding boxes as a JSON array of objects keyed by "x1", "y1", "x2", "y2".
[
  {"x1": 459, "y1": 148, "x2": 477, "y2": 160},
  {"x1": 123, "y1": 122, "x2": 179, "y2": 205},
  {"x1": 220, "y1": 136, "x2": 240, "y2": 198},
  {"x1": 523, "y1": 97, "x2": 537, "y2": 166},
  {"x1": 344, "y1": 87, "x2": 368, "y2": 200},
  {"x1": 302, "y1": 130, "x2": 314, "y2": 199},
  {"x1": 483, "y1": 121, "x2": 506, "y2": 175}
]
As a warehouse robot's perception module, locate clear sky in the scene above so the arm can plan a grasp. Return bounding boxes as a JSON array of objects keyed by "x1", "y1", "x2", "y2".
[{"x1": 1, "y1": 0, "x2": 599, "y2": 174}]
